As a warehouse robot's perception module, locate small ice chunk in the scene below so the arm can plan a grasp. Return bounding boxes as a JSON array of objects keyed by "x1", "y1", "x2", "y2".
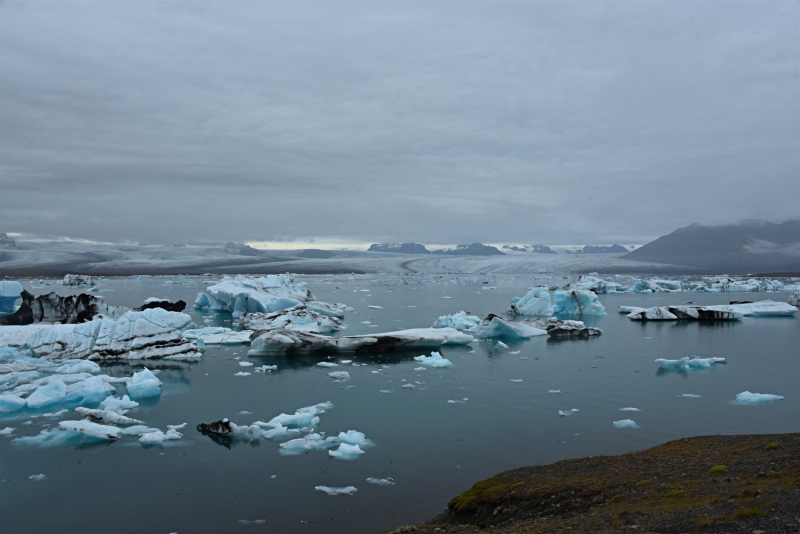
[
  {"x1": 0, "y1": 427, "x2": 15, "y2": 435},
  {"x1": 401, "y1": 383, "x2": 416, "y2": 389},
  {"x1": 317, "y1": 362, "x2": 338, "y2": 368},
  {"x1": 337, "y1": 430, "x2": 369, "y2": 446},
  {"x1": 558, "y1": 409, "x2": 579, "y2": 416},
  {"x1": 239, "y1": 361, "x2": 254, "y2": 367},
  {"x1": 328, "y1": 443, "x2": 365, "y2": 458},
  {"x1": 510, "y1": 379, "x2": 522, "y2": 383},
  {"x1": 677, "y1": 394, "x2": 702, "y2": 398},
  {"x1": 73, "y1": 407, "x2": 142, "y2": 425},
  {"x1": 548, "y1": 390, "x2": 561, "y2": 394},
  {"x1": 167, "y1": 423, "x2": 187, "y2": 430},
  {"x1": 735, "y1": 391, "x2": 784, "y2": 404},
  {"x1": 366, "y1": 477, "x2": 394, "y2": 486},
  {"x1": 379, "y1": 390, "x2": 392, "y2": 394},
  {"x1": 496, "y1": 341, "x2": 509, "y2": 349},
  {"x1": 315, "y1": 485, "x2": 357, "y2": 496},
  {"x1": 126, "y1": 368, "x2": 162, "y2": 399},
  {"x1": 254, "y1": 365, "x2": 277, "y2": 373},
  {"x1": 509, "y1": 350, "x2": 520, "y2": 354},
  {"x1": 234, "y1": 372, "x2": 251, "y2": 377},
  {"x1": 413, "y1": 367, "x2": 426, "y2": 371},
  {"x1": 328, "y1": 371, "x2": 350, "y2": 381},
  {"x1": 413, "y1": 351, "x2": 452, "y2": 368},
  {"x1": 64, "y1": 376, "x2": 115, "y2": 405},
  {"x1": 619, "y1": 407, "x2": 641, "y2": 411},
  {"x1": 368, "y1": 305, "x2": 382, "y2": 309},
  {"x1": 613, "y1": 419, "x2": 638, "y2": 428},
  {"x1": 0, "y1": 394, "x2": 26, "y2": 413},
  {"x1": 100, "y1": 395, "x2": 139, "y2": 413},
  {"x1": 340, "y1": 360, "x2": 352, "y2": 364},
  {"x1": 29, "y1": 474, "x2": 47, "y2": 481}
]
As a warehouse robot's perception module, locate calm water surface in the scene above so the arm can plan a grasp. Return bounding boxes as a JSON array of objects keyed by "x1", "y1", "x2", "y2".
[{"x1": 1, "y1": 274, "x2": 798, "y2": 533}]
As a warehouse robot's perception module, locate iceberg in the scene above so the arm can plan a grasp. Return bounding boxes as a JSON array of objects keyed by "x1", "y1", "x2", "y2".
[
  {"x1": 0, "y1": 281, "x2": 23, "y2": 314},
  {"x1": 473, "y1": 314, "x2": 547, "y2": 339},
  {"x1": 613, "y1": 419, "x2": 638, "y2": 428},
  {"x1": 73, "y1": 407, "x2": 142, "y2": 425},
  {"x1": 632, "y1": 279, "x2": 682, "y2": 293},
  {"x1": 734, "y1": 391, "x2": 784, "y2": 404},
  {"x1": 328, "y1": 443, "x2": 365, "y2": 458},
  {"x1": 564, "y1": 275, "x2": 627, "y2": 294},
  {"x1": 100, "y1": 395, "x2": 138, "y2": 413},
  {"x1": 553, "y1": 290, "x2": 606, "y2": 315},
  {"x1": 627, "y1": 307, "x2": 679, "y2": 321},
  {"x1": 431, "y1": 311, "x2": 482, "y2": 332},
  {"x1": 25, "y1": 380, "x2": 67, "y2": 408},
  {"x1": 248, "y1": 327, "x2": 473, "y2": 355},
  {"x1": 0, "y1": 291, "x2": 128, "y2": 326},
  {"x1": 655, "y1": 357, "x2": 726, "y2": 371},
  {"x1": 509, "y1": 287, "x2": 554, "y2": 316},
  {"x1": 366, "y1": 477, "x2": 395, "y2": 486},
  {"x1": 626, "y1": 300, "x2": 794, "y2": 321},
  {"x1": 328, "y1": 371, "x2": 350, "y2": 380},
  {"x1": 125, "y1": 368, "x2": 162, "y2": 399},
  {"x1": 239, "y1": 305, "x2": 346, "y2": 334},
  {"x1": 279, "y1": 433, "x2": 339, "y2": 454},
  {"x1": 0, "y1": 394, "x2": 26, "y2": 412},
  {"x1": 59, "y1": 420, "x2": 121, "y2": 440},
  {"x1": 413, "y1": 351, "x2": 452, "y2": 368},
  {"x1": 314, "y1": 486, "x2": 357, "y2": 496},
  {"x1": 138, "y1": 429, "x2": 182, "y2": 444},
  {"x1": 62, "y1": 274, "x2": 96, "y2": 287},
  {"x1": 196, "y1": 274, "x2": 311, "y2": 317},
  {"x1": 528, "y1": 317, "x2": 602, "y2": 337},
  {"x1": 63, "y1": 376, "x2": 115, "y2": 405},
  {"x1": 56, "y1": 360, "x2": 101, "y2": 374},
  {"x1": 15, "y1": 308, "x2": 202, "y2": 361},
  {"x1": 183, "y1": 327, "x2": 253, "y2": 345}
]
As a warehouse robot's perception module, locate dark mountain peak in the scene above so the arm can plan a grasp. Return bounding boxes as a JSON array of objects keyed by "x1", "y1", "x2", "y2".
[
  {"x1": 579, "y1": 244, "x2": 628, "y2": 253},
  {"x1": 439, "y1": 243, "x2": 504, "y2": 256},
  {"x1": 368, "y1": 243, "x2": 431, "y2": 254}
]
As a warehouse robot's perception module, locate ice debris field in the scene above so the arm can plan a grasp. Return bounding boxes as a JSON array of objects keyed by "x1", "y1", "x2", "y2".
[{"x1": 0, "y1": 272, "x2": 797, "y2": 533}]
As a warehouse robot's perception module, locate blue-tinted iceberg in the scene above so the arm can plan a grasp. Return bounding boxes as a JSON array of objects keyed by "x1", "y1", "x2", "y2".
[
  {"x1": 565, "y1": 275, "x2": 627, "y2": 294},
  {"x1": 63, "y1": 376, "x2": 115, "y2": 405},
  {"x1": 0, "y1": 281, "x2": 23, "y2": 314},
  {"x1": 328, "y1": 443, "x2": 365, "y2": 458},
  {"x1": 473, "y1": 315, "x2": 547, "y2": 339},
  {"x1": 25, "y1": 380, "x2": 67, "y2": 408},
  {"x1": 553, "y1": 290, "x2": 606, "y2": 315},
  {"x1": 431, "y1": 311, "x2": 482, "y2": 332},
  {"x1": 509, "y1": 287, "x2": 554, "y2": 316},
  {"x1": 413, "y1": 351, "x2": 452, "y2": 368},
  {"x1": 632, "y1": 280, "x2": 682, "y2": 293},
  {"x1": 613, "y1": 419, "x2": 638, "y2": 428},
  {"x1": 125, "y1": 368, "x2": 162, "y2": 399},
  {"x1": 655, "y1": 357, "x2": 726, "y2": 370}
]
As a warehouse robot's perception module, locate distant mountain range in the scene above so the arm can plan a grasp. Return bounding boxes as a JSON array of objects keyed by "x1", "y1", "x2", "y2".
[
  {"x1": 576, "y1": 244, "x2": 629, "y2": 254},
  {"x1": 368, "y1": 242, "x2": 505, "y2": 256},
  {"x1": 624, "y1": 220, "x2": 800, "y2": 273},
  {"x1": 502, "y1": 245, "x2": 556, "y2": 254}
]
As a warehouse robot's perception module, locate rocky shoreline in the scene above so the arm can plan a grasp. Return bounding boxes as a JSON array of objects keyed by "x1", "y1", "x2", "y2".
[{"x1": 384, "y1": 433, "x2": 799, "y2": 534}]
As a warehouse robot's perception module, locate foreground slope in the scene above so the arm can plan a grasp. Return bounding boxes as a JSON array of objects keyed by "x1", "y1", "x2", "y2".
[{"x1": 388, "y1": 433, "x2": 799, "y2": 534}]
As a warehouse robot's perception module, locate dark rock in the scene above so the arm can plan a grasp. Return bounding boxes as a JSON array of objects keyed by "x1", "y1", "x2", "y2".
[
  {"x1": 197, "y1": 419, "x2": 233, "y2": 435},
  {"x1": 0, "y1": 233, "x2": 21, "y2": 250},
  {"x1": 436, "y1": 243, "x2": 504, "y2": 256},
  {"x1": 578, "y1": 244, "x2": 628, "y2": 253},
  {"x1": 0, "y1": 291, "x2": 125, "y2": 325},
  {"x1": 135, "y1": 299, "x2": 186, "y2": 312}
]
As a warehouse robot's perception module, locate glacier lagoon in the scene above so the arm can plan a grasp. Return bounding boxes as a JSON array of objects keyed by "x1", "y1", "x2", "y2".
[{"x1": 0, "y1": 274, "x2": 797, "y2": 533}]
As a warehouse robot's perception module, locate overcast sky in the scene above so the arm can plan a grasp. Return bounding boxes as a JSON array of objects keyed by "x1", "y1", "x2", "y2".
[{"x1": 1, "y1": 1, "x2": 798, "y2": 246}]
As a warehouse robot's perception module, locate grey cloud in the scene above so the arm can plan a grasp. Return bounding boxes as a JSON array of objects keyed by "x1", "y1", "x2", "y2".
[{"x1": 1, "y1": 1, "x2": 798, "y2": 245}]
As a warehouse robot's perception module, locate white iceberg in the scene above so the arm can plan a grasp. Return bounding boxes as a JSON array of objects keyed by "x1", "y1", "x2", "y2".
[
  {"x1": 509, "y1": 287, "x2": 554, "y2": 316},
  {"x1": 59, "y1": 420, "x2": 121, "y2": 440},
  {"x1": 328, "y1": 443, "x2": 365, "y2": 458},
  {"x1": 315, "y1": 486, "x2": 357, "y2": 496},
  {"x1": 100, "y1": 395, "x2": 138, "y2": 413},
  {"x1": 553, "y1": 290, "x2": 606, "y2": 315},
  {"x1": 431, "y1": 311, "x2": 482, "y2": 332},
  {"x1": 366, "y1": 477, "x2": 394, "y2": 486},
  {"x1": 413, "y1": 351, "x2": 452, "y2": 368},
  {"x1": 73, "y1": 407, "x2": 142, "y2": 425},
  {"x1": 125, "y1": 368, "x2": 162, "y2": 399},
  {"x1": 529, "y1": 317, "x2": 602, "y2": 337},
  {"x1": 183, "y1": 327, "x2": 253, "y2": 345},
  {"x1": 63, "y1": 376, "x2": 115, "y2": 405},
  {"x1": 62, "y1": 274, "x2": 96, "y2": 287},
  {"x1": 239, "y1": 304, "x2": 346, "y2": 334},
  {"x1": 632, "y1": 279, "x2": 682, "y2": 293},
  {"x1": 565, "y1": 275, "x2": 628, "y2": 294},
  {"x1": 613, "y1": 419, "x2": 638, "y2": 428},
  {"x1": 249, "y1": 327, "x2": 472, "y2": 355},
  {"x1": 734, "y1": 391, "x2": 784, "y2": 404},
  {"x1": 280, "y1": 433, "x2": 339, "y2": 454},
  {"x1": 328, "y1": 371, "x2": 350, "y2": 381},
  {"x1": 655, "y1": 357, "x2": 726, "y2": 371},
  {"x1": 138, "y1": 429, "x2": 182, "y2": 444}
]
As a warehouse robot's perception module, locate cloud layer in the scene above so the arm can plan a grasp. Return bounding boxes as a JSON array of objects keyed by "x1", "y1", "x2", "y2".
[{"x1": 2, "y1": 1, "x2": 798, "y2": 245}]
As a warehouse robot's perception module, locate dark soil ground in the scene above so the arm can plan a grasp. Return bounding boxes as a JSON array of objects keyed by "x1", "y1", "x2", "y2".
[{"x1": 382, "y1": 433, "x2": 800, "y2": 534}]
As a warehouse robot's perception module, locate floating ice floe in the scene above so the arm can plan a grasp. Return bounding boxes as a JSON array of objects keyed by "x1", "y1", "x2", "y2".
[
  {"x1": 558, "y1": 409, "x2": 579, "y2": 416},
  {"x1": 552, "y1": 290, "x2": 606, "y2": 315},
  {"x1": 613, "y1": 419, "x2": 638, "y2": 428},
  {"x1": 655, "y1": 357, "x2": 726, "y2": 371},
  {"x1": 194, "y1": 274, "x2": 311, "y2": 318},
  {"x1": 29, "y1": 474, "x2": 47, "y2": 481},
  {"x1": 317, "y1": 362, "x2": 338, "y2": 368},
  {"x1": 62, "y1": 274, "x2": 96, "y2": 287},
  {"x1": 73, "y1": 407, "x2": 142, "y2": 425},
  {"x1": 100, "y1": 395, "x2": 138, "y2": 413},
  {"x1": 59, "y1": 420, "x2": 121, "y2": 440},
  {"x1": 619, "y1": 407, "x2": 641, "y2": 411},
  {"x1": 248, "y1": 327, "x2": 472, "y2": 355},
  {"x1": 183, "y1": 327, "x2": 253, "y2": 345},
  {"x1": 788, "y1": 291, "x2": 800, "y2": 307},
  {"x1": 239, "y1": 304, "x2": 347, "y2": 334},
  {"x1": 509, "y1": 287, "x2": 554, "y2": 316},
  {"x1": 280, "y1": 433, "x2": 339, "y2": 454},
  {"x1": 0, "y1": 426, "x2": 15, "y2": 435},
  {"x1": 138, "y1": 429, "x2": 183, "y2": 444},
  {"x1": 532, "y1": 317, "x2": 602, "y2": 337},
  {"x1": 431, "y1": 311, "x2": 483, "y2": 332},
  {"x1": 1, "y1": 291, "x2": 129, "y2": 327},
  {"x1": 328, "y1": 371, "x2": 350, "y2": 381},
  {"x1": 315, "y1": 486, "x2": 357, "y2": 496},
  {"x1": 25, "y1": 380, "x2": 67, "y2": 409},
  {"x1": 126, "y1": 368, "x2": 162, "y2": 399},
  {"x1": 328, "y1": 443, "x2": 366, "y2": 458},
  {"x1": 734, "y1": 391, "x2": 784, "y2": 404},
  {"x1": 413, "y1": 351, "x2": 452, "y2": 368},
  {"x1": 623, "y1": 300, "x2": 796, "y2": 321},
  {"x1": 366, "y1": 477, "x2": 394, "y2": 486},
  {"x1": 234, "y1": 372, "x2": 251, "y2": 377},
  {"x1": 677, "y1": 394, "x2": 702, "y2": 398}
]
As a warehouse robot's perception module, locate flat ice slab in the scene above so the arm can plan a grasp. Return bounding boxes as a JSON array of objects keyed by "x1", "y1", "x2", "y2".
[
  {"x1": 656, "y1": 357, "x2": 726, "y2": 371},
  {"x1": 613, "y1": 419, "x2": 638, "y2": 428},
  {"x1": 413, "y1": 351, "x2": 452, "y2": 368},
  {"x1": 239, "y1": 304, "x2": 346, "y2": 334},
  {"x1": 734, "y1": 391, "x2": 784, "y2": 404},
  {"x1": 249, "y1": 327, "x2": 472, "y2": 355},
  {"x1": 315, "y1": 486, "x2": 357, "y2": 496}
]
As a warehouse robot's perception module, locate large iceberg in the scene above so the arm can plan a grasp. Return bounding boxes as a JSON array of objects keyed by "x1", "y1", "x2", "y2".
[
  {"x1": 239, "y1": 304, "x2": 346, "y2": 334},
  {"x1": 0, "y1": 291, "x2": 128, "y2": 326},
  {"x1": 789, "y1": 292, "x2": 800, "y2": 307},
  {"x1": 62, "y1": 274, "x2": 96, "y2": 287},
  {"x1": 632, "y1": 279, "x2": 682, "y2": 293},
  {"x1": 25, "y1": 380, "x2": 67, "y2": 409},
  {"x1": 509, "y1": 287, "x2": 554, "y2": 316},
  {"x1": 126, "y1": 368, "x2": 162, "y2": 398},
  {"x1": 623, "y1": 300, "x2": 795, "y2": 321},
  {"x1": 249, "y1": 327, "x2": 473, "y2": 355},
  {"x1": 431, "y1": 311, "x2": 483, "y2": 332},
  {"x1": 552, "y1": 290, "x2": 606, "y2": 315},
  {"x1": 4, "y1": 308, "x2": 202, "y2": 360},
  {"x1": 0, "y1": 281, "x2": 23, "y2": 314},
  {"x1": 655, "y1": 357, "x2": 726, "y2": 371}
]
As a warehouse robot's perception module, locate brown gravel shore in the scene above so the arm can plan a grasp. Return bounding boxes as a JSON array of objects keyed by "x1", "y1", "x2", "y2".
[{"x1": 383, "y1": 433, "x2": 800, "y2": 534}]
